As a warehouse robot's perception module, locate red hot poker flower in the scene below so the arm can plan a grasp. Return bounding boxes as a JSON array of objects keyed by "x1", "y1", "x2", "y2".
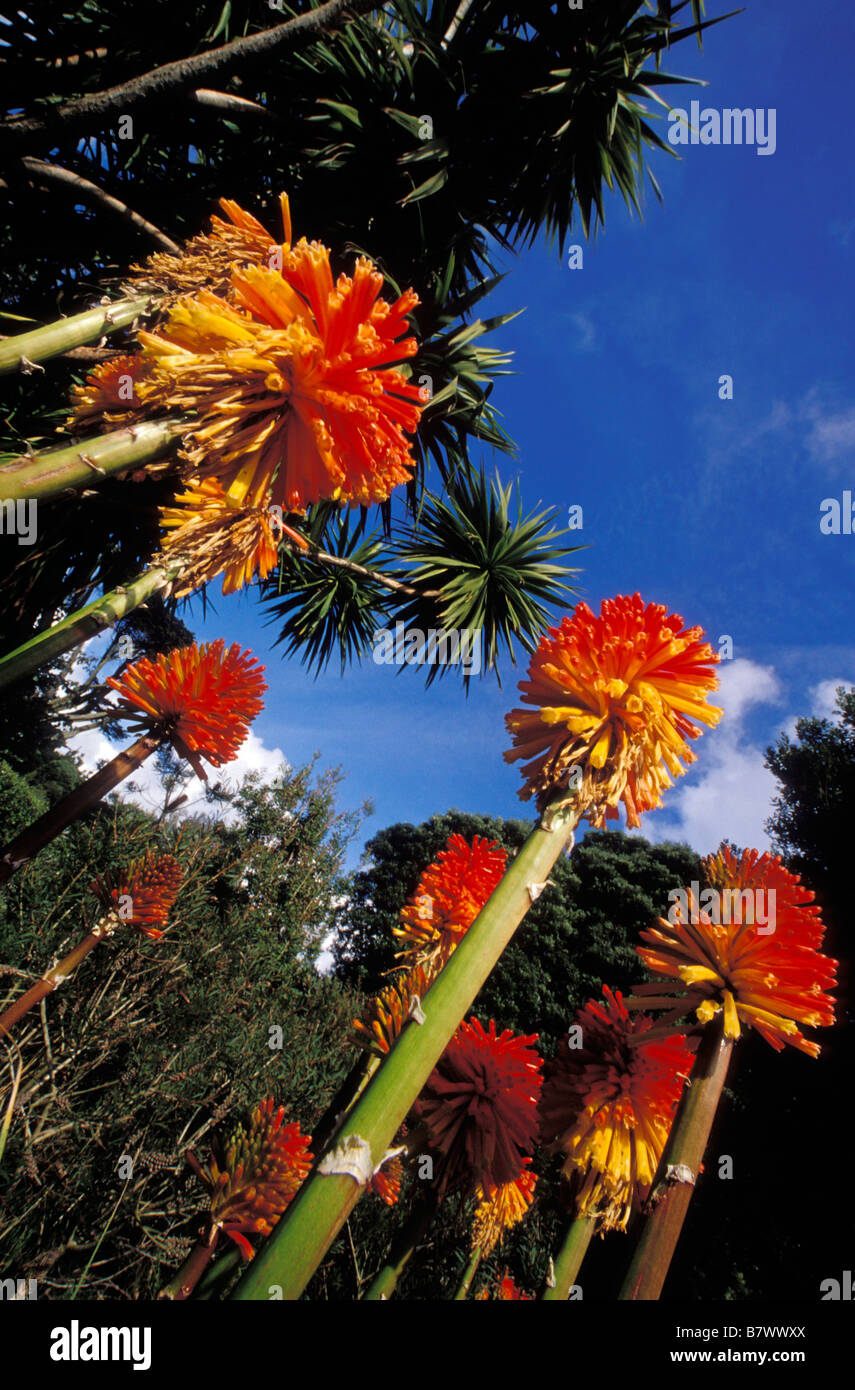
[
  {"x1": 394, "y1": 833, "x2": 508, "y2": 975},
  {"x1": 91, "y1": 851, "x2": 184, "y2": 940},
  {"x1": 187, "y1": 1097, "x2": 312, "y2": 1261},
  {"x1": 107, "y1": 639, "x2": 267, "y2": 779},
  {"x1": 416, "y1": 1017, "x2": 542, "y2": 1197},
  {"x1": 504, "y1": 594, "x2": 721, "y2": 826},
  {"x1": 540, "y1": 987, "x2": 694, "y2": 1232},
  {"x1": 638, "y1": 846, "x2": 837, "y2": 1057}
]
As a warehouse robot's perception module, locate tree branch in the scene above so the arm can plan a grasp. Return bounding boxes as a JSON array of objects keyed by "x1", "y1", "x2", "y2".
[
  {"x1": 281, "y1": 536, "x2": 442, "y2": 600},
  {"x1": 189, "y1": 89, "x2": 276, "y2": 121},
  {"x1": 19, "y1": 159, "x2": 180, "y2": 253},
  {"x1": 0, "y1": 0, "x2": 380, "y2": 153}
]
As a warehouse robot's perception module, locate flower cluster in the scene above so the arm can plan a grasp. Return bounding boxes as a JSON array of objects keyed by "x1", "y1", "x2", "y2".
[
  {"x1": 504, "y1": 594, "x2": 721, "y2": 825},
  {"x1": 416, "y1": 1017, "x2": 542, "y2": 1197},
  {"x1": 353, "y1": 834, "x2": 506, "y2": 1057},
  {"x1": 540, "y1": 987, "x2": 693, "y2": 1232},
  {"x1": 187, "y1": 1096, "x2": 312, "y2": 1261},
  {"x1": 90, "y1": 851, "x2": 184, "y2": 940},
  {"x1": 70, "y1": 196, "x2": 423, "y2": 599},
  {"x1": 638, "y1": 847, "x2": 837, "y2": 1057},
  {"x1": 471, "y1": 1161, "x2": 537, "y2": 1256},
  {"x1": 393, "y1": 833, "x2": 507, "y2": 973},
  {"x1": 107, "y1": 640, "x2": 266, "y2": 779}
]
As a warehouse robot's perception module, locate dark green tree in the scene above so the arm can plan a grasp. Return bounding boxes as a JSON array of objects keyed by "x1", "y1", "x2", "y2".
[
  {"x1": 0, "y1": 758, "x2": 364, "y2": 1298},
  {"x1": 335, "y1": 810, "x2": 702, "y2": 1046}
]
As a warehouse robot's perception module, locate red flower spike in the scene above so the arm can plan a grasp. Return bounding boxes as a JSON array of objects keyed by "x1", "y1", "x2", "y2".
[
  {"x1": 91, "y1": 851, "x2": 184, "y2": 939},
  {"x1": 107, "y1": 639, "x2": 266, "y2": 778},
  {"x1": 187, "y1": 1096, "x2": 312, "y2": 1261},
  {"x1": 416, "y1": 1017, "x2": 542, "y2": 1197}
]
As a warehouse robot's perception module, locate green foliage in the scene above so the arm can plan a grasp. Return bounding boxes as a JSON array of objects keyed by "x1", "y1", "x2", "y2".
[
  {"x1": 335, "y1": 810, "x2": 702, "y2": 1048},
  {"x1": 0, "y1": 1, "x2": 723, "y2": 652},
  {"x1": 261, "y1": 474, "x2": 580, "y2": 685},
  {"x1": 765, "y1": 687, "x2": 855, "y2": 935},
  {"x1": 0, "y1": 760, "x2": 364, "y2": 1298},
  {"x1": 393, "y1": 469, "x2": 582, "y2": 688}
]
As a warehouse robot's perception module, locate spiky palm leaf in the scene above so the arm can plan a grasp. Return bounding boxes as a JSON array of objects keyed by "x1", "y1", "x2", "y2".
[
  {"x1": 261, "y1": 512, "x2": 396, "y2": 677},
  {"x1": 392, "y1": 469, "x2": 583, "y2": 688}
]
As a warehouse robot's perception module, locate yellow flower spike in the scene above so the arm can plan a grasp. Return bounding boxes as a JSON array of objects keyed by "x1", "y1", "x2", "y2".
[
  {"x1": 505, "y1": 595, "x2": 721, "y2": 826},
  {"x1": 638, "y1": 846, "x2": 837, "y2": 1058}
]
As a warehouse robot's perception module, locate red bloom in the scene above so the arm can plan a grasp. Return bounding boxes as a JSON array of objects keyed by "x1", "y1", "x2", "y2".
[
  {"x1": 107, "y1": 639, "x2": 267, "y2": 778},
  {"x1": 394, "y1": 834, "x2": 507, "y2": 973},
  {"x1": 91, "y1": 851, "x2": 184, "y2": 940},
  {"x1": 368, "y1": 1151, "x2": 404, "y2": 1207},
  {"x1": 187, "y1": 1096, "x2": 312, "y2": 1261},
  {"x1": 475, "y1": 1271, "x2": 531, "y2": 1300},
  {"x1": 416, "y1": 1017, "x2": 542, "y2": 1196}
]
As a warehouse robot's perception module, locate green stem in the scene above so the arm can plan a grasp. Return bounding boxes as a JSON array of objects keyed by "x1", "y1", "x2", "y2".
[
  {"x1": 0, "y1": 914, "x2": 117, "y2": 1039},
  {"x1": 362, "y1": 1192, "x2": 439, "y2": 1300},
  {"x1": 231, "y1": 794, "x2": 580, "y2": 1301},
  {"x1": 453, "y1": 1245, "x2": 482, "y2": 1300},
  {"x1": 0, "y1": 562, "x2": 180, "y2": 691},
  {"x1": 619, "y1": 1018, "x2": 733, "y2": 1301},
  {"x1": 194, "y1": 1247, "x2": 241, "y2": 1300},
  {"x1": 0, "y1": 417, "x2": 184, "y2": 502},
  {"x1": 0, "y1": 735, "x2": 161, "y2": 886},
  {"x1": 308, "y1": 1051, "x2": 381, "y2": 1161},
  {"x1": 0, "y1": 297, "x2": 157, "y2": 375},
  {"x1": 541, "y1": 1214, "x2": 595, "y2": 1300},
  {"x1": 158, "y1": 1231, "x2": 220, "y2": 1301}
]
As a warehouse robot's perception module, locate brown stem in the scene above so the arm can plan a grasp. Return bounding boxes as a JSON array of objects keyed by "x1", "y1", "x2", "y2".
[
  {"x1": 619, "y1": 1018, "x2": 734, "y2": 1300},
  {"x1": 281, "y1": 537, "x2": 441, "y2": 601},
  {"x1": 0, "y1": 916, "x2": 117, "y2": 1040},
  {"x1": 0, "y1": 0, "x2": 379, "y2": 153},
  {"x1": 158, "y1": 1230, "x2": 220, "y2": 1300},
  {"x1": 19, "y1": 160, "x2": 180, "y2": 252},
  {"x1": 190, "y1": 90, "x2": 275, "y2": 121},
  {"x1": 0, "y1": 736, "x2": 160, "y2": 886}
]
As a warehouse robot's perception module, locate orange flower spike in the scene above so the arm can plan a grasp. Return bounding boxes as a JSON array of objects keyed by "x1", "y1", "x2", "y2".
[
  {"x1": 504, "y1": 594, "x2": 722, "y2": 827},
  {"x1": 394, "y1": 834, "x2": 507, "y2": 975},
  {"x1": 158, "y1": 479, "x2": 287, "y2": 598},
  {"x1": 107, "y1": 640, "x2": 267, "y2": 779},
  {"x1": 352, "y1": 963, "x2": 432, "y2": 1057},
  {"x1": 134, "y1": 246, "x2": 423, "y2": 514},
  {"x1": 187, "y1": 1097, "x2": 312, "y2": 1261},
  {"x1": 368, "y1": 1151, "x2": 404, "y2": 1207},
  {"x1": 91, "y1": 851, "x2": 184, "y2": 940},
  {"x1": 126, "y1": 192, "x2": 292, "y2": 305},
  {"x1": 638, "y1": 847, "x2": 837, "y2": 1057},
  {"x1": 68, "y1": 354, "x2": 150, "y2": 429},
  {"x1": 472, "y1": 1162, "x2": 537, "y2": 1256}
]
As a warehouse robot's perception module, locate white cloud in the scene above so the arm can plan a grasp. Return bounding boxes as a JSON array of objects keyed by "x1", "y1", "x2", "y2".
[
  {"x1": 68, "y1": 726, "x2": 288, "y2": 823},
  {"x1": 809, "y1": 677, "x2": 854, "y2": 720},
  {"x1": 568, "y1": 311, "x2": 598, "y2": 353},
  {"x1": 649, "y1": 658, "x2": 783, "y2": 855},
  {"x1": 804, "y1": 404, "x2": 855, "y2": 464}
]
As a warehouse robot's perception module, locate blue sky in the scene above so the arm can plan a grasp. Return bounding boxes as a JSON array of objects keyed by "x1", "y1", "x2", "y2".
[{"x1": 77, "y1": 0, "x2": 855, "y2": 866}]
